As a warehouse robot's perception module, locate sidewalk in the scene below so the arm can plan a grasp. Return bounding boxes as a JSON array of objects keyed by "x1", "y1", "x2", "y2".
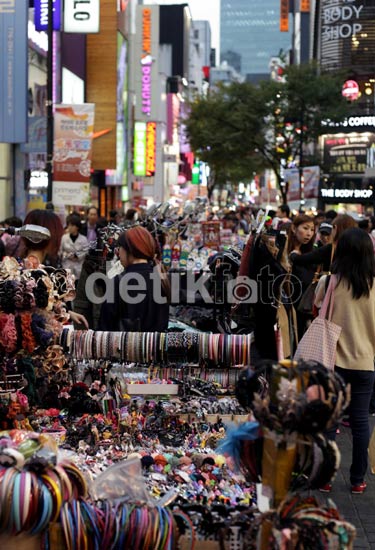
[{"x1": 315, "y1": 418, "x2": 375, "y2": 549}]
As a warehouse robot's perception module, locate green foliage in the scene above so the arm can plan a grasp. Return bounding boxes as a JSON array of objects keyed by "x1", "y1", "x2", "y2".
[{"x1": 185, "y1": 63, "x2": 352, "y2": 201}]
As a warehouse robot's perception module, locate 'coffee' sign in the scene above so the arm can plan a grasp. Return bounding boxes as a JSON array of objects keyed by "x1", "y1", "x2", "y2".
[{"x1": 64, "y1": 0, "x2": 100, "y2": 33}]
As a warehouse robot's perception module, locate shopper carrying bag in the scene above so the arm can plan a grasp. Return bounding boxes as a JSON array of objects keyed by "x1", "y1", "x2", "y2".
[{"x1": 294, "y1": 274, "x2": 341, "y2": 370}]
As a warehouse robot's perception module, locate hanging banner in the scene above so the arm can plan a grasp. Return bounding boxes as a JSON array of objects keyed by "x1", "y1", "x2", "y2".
[
  {"x1": 286, "y1": 166, "x2": 320, "y2": 201},
  {"x1": 280, "y1": 0, "x2": 289, "y2": 32},
  {"x1": 303, "y1": 166, "x2": 320, "y2": 199},
  {"x1": 53, "y1": 104, "x2": 95, "y2": 182},
  {"x1": 34, "y1": 0, "x2": 61, "y2": 31},
  {"x1": 300, "y1": 0, "x2": 310, "y2": 12},
  {"x1": 0, "y1": 0, "x2": 28, "y2": 143},
  {"x1": 64, "y1": 0, "x2": 100, "y2": 33}
]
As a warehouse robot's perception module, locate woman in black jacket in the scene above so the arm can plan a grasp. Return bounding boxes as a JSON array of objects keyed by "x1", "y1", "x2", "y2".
[
  {"x1": 99, "y1": 226, "x2": 170, "y2": 332},
  {"x1": 287, "y1": 214, "x2": 316, "y2": 339},
  {"x1": 290, "y1": 214, "x2": 357, "y2": 272}
]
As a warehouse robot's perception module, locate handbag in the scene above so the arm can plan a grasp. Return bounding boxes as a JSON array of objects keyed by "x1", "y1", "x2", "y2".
[
  {"x1": 294, "y1": 275, "x2": 341, "y2": 369},
  {"x1": 297, "y1": 266, "x2": 322, "y2": 315}
]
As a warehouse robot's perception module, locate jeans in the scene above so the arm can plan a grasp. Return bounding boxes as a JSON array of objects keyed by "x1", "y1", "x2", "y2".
[{"x1": 336, "y1": 366, "x2": 375, "y2": 485}]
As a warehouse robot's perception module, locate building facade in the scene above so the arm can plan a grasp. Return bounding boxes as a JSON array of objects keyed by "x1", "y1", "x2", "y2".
[{"x1": 220, "y1": 0, "x2": 292, "y2": 80}]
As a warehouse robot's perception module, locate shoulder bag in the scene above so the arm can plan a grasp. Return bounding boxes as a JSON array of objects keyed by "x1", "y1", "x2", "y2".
[
  {"x1": 294, "y1": 275, "x2": 341, "y2": 369},
  {"x1": 297, "y1": 265, "x2": 322, "y2": 315}
]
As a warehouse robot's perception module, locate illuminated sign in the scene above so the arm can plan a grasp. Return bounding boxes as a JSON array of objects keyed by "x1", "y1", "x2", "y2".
[
  {"x1": 323, "y1": 133, "x2": 375, "y2": 174},
  {"x1": 280, "y1": 0, "x2": 289, "y2": 32},
  {"x1": 320, "y1": 188, "x2": 373, "y2": 200},
  {"x1": 141, "y1": 8, "x2": 152, "y2": 116},
  {"x1": 146, "y1": 122, "x2": 156, "y2": 176},
  {"x1": 34, "y1": 0, "x2": 61, "y2": 31},
  {"x1": 322, "y1": 2, "x2": 363, "y2": 42},
  {"x1": 134, "y1": 122, "x2": 147, "y2": 176},
  {"x1": 342, "y1": 80, "x2": 359, "y2": 101},
  {"x1": 64, "y1": 0, "x2": 100, "y2": 33}
]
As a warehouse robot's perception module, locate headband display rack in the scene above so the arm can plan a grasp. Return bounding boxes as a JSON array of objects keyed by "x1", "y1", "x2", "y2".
[{"x1": 61, "y1": 329, "x2": 252, "y2": 367}]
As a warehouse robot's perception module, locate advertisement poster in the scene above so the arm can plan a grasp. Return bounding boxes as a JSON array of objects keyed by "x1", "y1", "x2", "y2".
[
  {"x1": 323, "y1": 133, "x2": 375, "y2": 174},
  {"x1": 53, "y1": 104, "x2": 95, "y2": 182}
]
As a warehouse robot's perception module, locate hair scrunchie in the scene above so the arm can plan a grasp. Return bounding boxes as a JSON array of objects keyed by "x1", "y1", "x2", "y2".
[
  {"x1": 20, "y1": 312, "x2": 36, "y2": 353},
  {"x1": 1, "y1": 314, "x2": 17, "y2": 354}
]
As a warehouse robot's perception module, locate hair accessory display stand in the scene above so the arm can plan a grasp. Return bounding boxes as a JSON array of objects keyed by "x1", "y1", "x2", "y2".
[{"x1": 61, "y1": 329, "x2": 252, "y2": 367}]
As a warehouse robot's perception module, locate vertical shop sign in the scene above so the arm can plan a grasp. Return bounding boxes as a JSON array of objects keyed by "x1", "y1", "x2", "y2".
[
  {"x1": 53, "y1": 104, "x2": 95, "y2": 182},
  {"x1": 0, "y1": 0, "x2": 27, "y2": 143},
  {"x1": 64, "y1": 0, "x2": 100, "y2": 33},
  {"x1": 280, "y1": 0, "x2": 289, "y2": 32},
  {"x1": 135, "y1": 5, "x2": 159, "y2": 121},
  {"x1": 300, "y1": 0, "x2": 310, "y2": 12},
  {"x1": 141, "y1": 8, "x2": 152, "y2": 116},
  {"x1": 146, "y1": 122, "x2": 156, "y2": 177},
  {"x1": 34, "y1": 0, "x2": 61, "y2": 31},
  {"x1": 134, "y1": 122, "x2": 147, "y2": 177}
]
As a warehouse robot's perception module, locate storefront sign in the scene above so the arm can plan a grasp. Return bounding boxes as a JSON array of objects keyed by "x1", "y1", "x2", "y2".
[
  {"x1": 34, "y1": 0, "x2": 61, "y2": 31},
  {"x1": 135, "y1": 5, "x2": 159, "y2": 121},
  {"x1": 134, "y1": 122, "x2": 147, "y2": 177},
  {"x1": 300, "y1": 0, "x2": 310, "y2": 12},
  {"x1": 323, "y1": 133, "x2": 375, "y2": 174},
  {"x1": 280, "y1": 0, "x2": 289, "y2": 32},
  {"x1": 64, "y1": 0, "x2": 99, "y2": 33},
  {"x1": 342, "y1": 80, "x2": 359, "y2": 101},
  {"x1": 53, "y1": 181, "x2": 90, "y2": 206},
  {"x1": 322, "y1": 2, "x2": 363, "y2": 42},
  {"x1": 141, "y1": 8, "x2": 152, "y2": 116},
  {"x1": 53, "y1": 103, "x2": 95, "y2": 182},
  {"x1": 0, "y1": 0, "x2": 28, "y2": 143},
  {"x1": 146, "y1": 122, "x2": 156, "y2": 177},
  {"x1": 320, "y1": 188, "x2": 373, "y2": 200}
]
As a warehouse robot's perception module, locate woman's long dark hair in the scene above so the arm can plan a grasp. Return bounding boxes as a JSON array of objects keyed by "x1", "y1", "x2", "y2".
[{"x1": 332, "y1": 228, "x2": 375, "y2": 299}]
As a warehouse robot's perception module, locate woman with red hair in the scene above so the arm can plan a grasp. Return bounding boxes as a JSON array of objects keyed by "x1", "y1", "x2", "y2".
[{"x1": 99, "y1": 226, "x2": 170, "y2": 331}]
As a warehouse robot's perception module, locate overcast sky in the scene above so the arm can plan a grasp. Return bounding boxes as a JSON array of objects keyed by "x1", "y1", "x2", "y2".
[{"x1": 157, "y1": 0, "x2": 220, "y2": 54}]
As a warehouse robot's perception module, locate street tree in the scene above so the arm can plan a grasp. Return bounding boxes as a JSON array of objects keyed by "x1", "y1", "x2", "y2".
[{"x1": 185, "y1": 63, "x2": 352, "y2": 203}]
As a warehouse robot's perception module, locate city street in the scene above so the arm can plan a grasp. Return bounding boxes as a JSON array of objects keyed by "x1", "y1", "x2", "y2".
[{"x1": 316, "y1": 418, "x2": 375, "y2": 549}]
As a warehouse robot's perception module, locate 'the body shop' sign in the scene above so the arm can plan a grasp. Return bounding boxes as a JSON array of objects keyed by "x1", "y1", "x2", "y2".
[
  {"x1": 135, "y1": 5, "x2": 159, "y2": 121},
  {"x1": 64, "y1": 0, "x2": 100, "y2": 33}
]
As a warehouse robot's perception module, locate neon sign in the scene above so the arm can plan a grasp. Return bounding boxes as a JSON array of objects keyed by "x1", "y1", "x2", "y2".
[
  {"x1": 134, "y1": 122, "x2": 147, "y2": 176},
  {"x1": 141, "y1": 8, "x2": 152, "y2": 116},
  {"x1": 146, "y1": 122, "x2": 156, "y2": 176}
]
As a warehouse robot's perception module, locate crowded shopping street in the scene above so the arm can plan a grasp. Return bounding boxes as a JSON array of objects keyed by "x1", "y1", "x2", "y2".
[{"x1": 1, "y1": 0, "x2": 375, "y2": 549}]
